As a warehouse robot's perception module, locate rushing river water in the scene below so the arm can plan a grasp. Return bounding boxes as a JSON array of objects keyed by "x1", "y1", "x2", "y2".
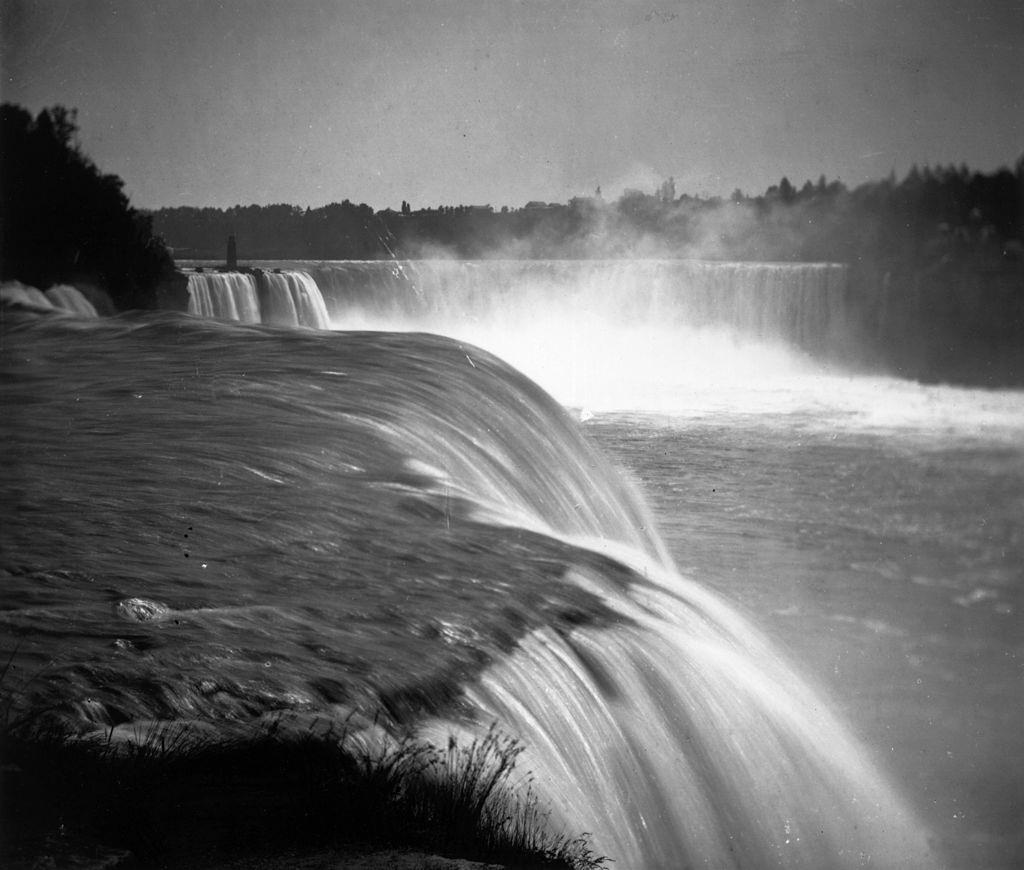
[
  {"x1": 2, "y1": 261, "x2": 1022, "y2": 868},
  {"x1": 593, "y1": 413, "x2": 1023, "y2": 870}
]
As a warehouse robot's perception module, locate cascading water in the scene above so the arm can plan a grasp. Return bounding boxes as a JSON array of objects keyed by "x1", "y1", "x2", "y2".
[
  {"x1": 1, "y1": 308, "x2": 942, "y2": 869},
  {"x1": 184, "y1": 268, "x2": 330, "y2": 328},
  {"x1": 445, "y1": 556, "x2": 934, "y2": 868},
  {"x1": 307, "y1": 259, "x2": 850, "y2": 350},
  {"x1": 255, "y1": 269, "x2": 330, "y2": 329},
  {"x1": 180, "y1": 259, "x2": 848, "y2": 350},
  {"x1": 187, "y1": 271, "x2": 261, "y2": 322},
  {"x1": 44, "y1": 284, "x2": 99, "y2": 317},
  {"x1": 175, "y1": 259, "x2": 860, "y2": 410},
  {"x1": 0, "y1": 280, "x2": 98, "y2": 317}
]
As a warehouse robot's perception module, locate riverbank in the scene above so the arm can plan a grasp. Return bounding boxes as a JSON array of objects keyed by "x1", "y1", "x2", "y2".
[{"x1": 1, "y1": 717, "x2": 605, "y2": 870}]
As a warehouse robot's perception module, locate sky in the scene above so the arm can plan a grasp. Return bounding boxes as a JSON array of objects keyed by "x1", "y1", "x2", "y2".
[{"x1": 2, "y1": 0, "x2": 1022, "y2": 211}]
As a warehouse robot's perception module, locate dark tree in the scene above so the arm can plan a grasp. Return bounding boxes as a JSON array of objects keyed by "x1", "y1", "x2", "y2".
[
  {"x1": 777, "y1": 176, "x2": 795, "y2": 203},
  {"x1": 0, "y1": 103, "x2": 175, "y2": 310}
]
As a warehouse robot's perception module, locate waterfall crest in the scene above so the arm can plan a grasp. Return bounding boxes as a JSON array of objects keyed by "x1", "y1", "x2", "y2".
[
  {"x1": 444, "y1": 551, "x2": 935, "y2": 869},
  {"x1": 187, "y1": 272, "x2": 261, "y2": 322},
  {"x1": 2, "y1": 310, "x2": 938, "y2": 869},
  {"x1": 1, "y1": 281, "x2": 99, "y2": 317},
  {"x1": 255, "y1": 269, "x2": 330, "y2": 329},
  {"x1": 185, "y1": 269, "x2": 330, "y2": 328},
  {"x1": 178, "y1": 260, "x2": 849, "y2": 354},
  {"x1": 45, "y1": 284, "x2": 99, "y2": 317},
  {"x1": 309, "y1": 259, "x2": 850, "y2": 353}
]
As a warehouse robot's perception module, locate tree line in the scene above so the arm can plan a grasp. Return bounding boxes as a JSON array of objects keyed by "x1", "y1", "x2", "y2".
[
  {"x1": 1, "y1": 103, "x2": 176, "y2": 311},
  {"x1": 2, "y1": 102, "x2": 1021, "y2": 385},
  {"x1": 150, "y1": 165, "x2": 1022, "y2": 266}
]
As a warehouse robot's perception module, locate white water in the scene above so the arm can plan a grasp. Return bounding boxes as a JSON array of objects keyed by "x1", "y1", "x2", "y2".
[
  {"x1": 256, "y1": 269, "x2": 330, "y2": 329},
  {"x1": 1, "y1": 280, "x2": 97, "y2": 317},
  {"x1": 180, "y1": 259, "x2": 851, "y2": 386},
  {"x1": 23, "y1": 261, "x2": 1019, "y2": 867},
  {"x1": 297, "y1": 259, "x2": 1017, "y2": 868},
  {"x1": 187, "y1": 272, "x2": 261, "y2": 322},
  {"x1": 298, "y1": 259, "x2": 1024, "y2": 442},
  {"x1": 415, "y1": 533, "x2": 938, "y2": 869},
  {"x1": 185, "y1": 269, "x2": 330, "y2": 328},
  {"x1": 45, "y1": 284, "x2": 99, "y2": 317},
  {"x1": 178, "y1": 256, "x2": 1024, "y2": 442}
]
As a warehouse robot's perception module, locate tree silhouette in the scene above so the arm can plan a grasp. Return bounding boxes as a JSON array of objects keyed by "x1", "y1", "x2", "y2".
[
  {"x1": 1, "y1": 103, "x2": 175, "y2": 309},
  {"x1": 777, "y1": 176, "x2": 795, "y2": 203}
]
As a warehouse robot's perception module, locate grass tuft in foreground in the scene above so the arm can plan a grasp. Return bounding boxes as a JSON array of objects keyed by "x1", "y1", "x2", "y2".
[{"x1": 1, "y1": 712, "x2": 607, "y2": 869}]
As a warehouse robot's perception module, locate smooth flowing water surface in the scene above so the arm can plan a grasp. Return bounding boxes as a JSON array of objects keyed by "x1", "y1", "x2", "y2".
[{"x1": 3, "y1": 260, "x2": 1022, "y2": 868}]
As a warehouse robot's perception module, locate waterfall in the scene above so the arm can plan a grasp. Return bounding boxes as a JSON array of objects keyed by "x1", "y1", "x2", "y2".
[
  {"x1": 173, "y1": 259, "x2": 861, "y2": 409},
  {"x1": 445, "y1": 554, "x2": 935, "y2": 869},
  {"x1": 254, "y1": 269, "x2": 331, "y2": 329},
  {"x1": 1, "y1": 281, "x2": 54, "y2": 312},
  {"x1": 0, "y1": 281, "x2": 98, "y2": 317},
  {"x1": 184, "y1": 269, "x2": 330, "y2": 328},
  {"x1": 309, "y1": 260, "x2": 850, "y2": 352},
  {"x1": 304, "y1": 259, "x2": 856, "y2": 410},
  {"x1": 45, "y1": 285, "x2": 99, "y2": 317},
  {"x1": 186, "y1": 272, "x2": 261, "y2": 322},
  {"x1": 2, "y1": 312, "x2": 941, "y2": 869},
  {"x1": 176, "y1": 260, "x2": 849, "y2": 356}
]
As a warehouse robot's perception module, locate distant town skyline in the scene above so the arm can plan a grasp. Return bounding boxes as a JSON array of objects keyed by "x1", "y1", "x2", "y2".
[{"x1": 3, "y1": 0, "x2": 1022, "y2": 211}]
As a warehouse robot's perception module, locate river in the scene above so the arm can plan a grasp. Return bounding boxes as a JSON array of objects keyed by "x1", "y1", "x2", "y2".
[{"x1": 2, "y1": 260, "x2": 1022, "y2": 868}]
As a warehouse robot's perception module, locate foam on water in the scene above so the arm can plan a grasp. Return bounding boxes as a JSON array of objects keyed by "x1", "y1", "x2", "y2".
[
  {"x1": 303, "y1": 259, "x2": 1024, "y2": 443},
  {"x1": 175, "y1": 258, "x2": 1024, "y2": 443}
]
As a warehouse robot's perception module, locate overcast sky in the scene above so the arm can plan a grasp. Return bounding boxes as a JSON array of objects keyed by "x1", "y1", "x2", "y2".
[{"x1": 2, "y1": 0, "x2": 1022, "y2": 210}]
